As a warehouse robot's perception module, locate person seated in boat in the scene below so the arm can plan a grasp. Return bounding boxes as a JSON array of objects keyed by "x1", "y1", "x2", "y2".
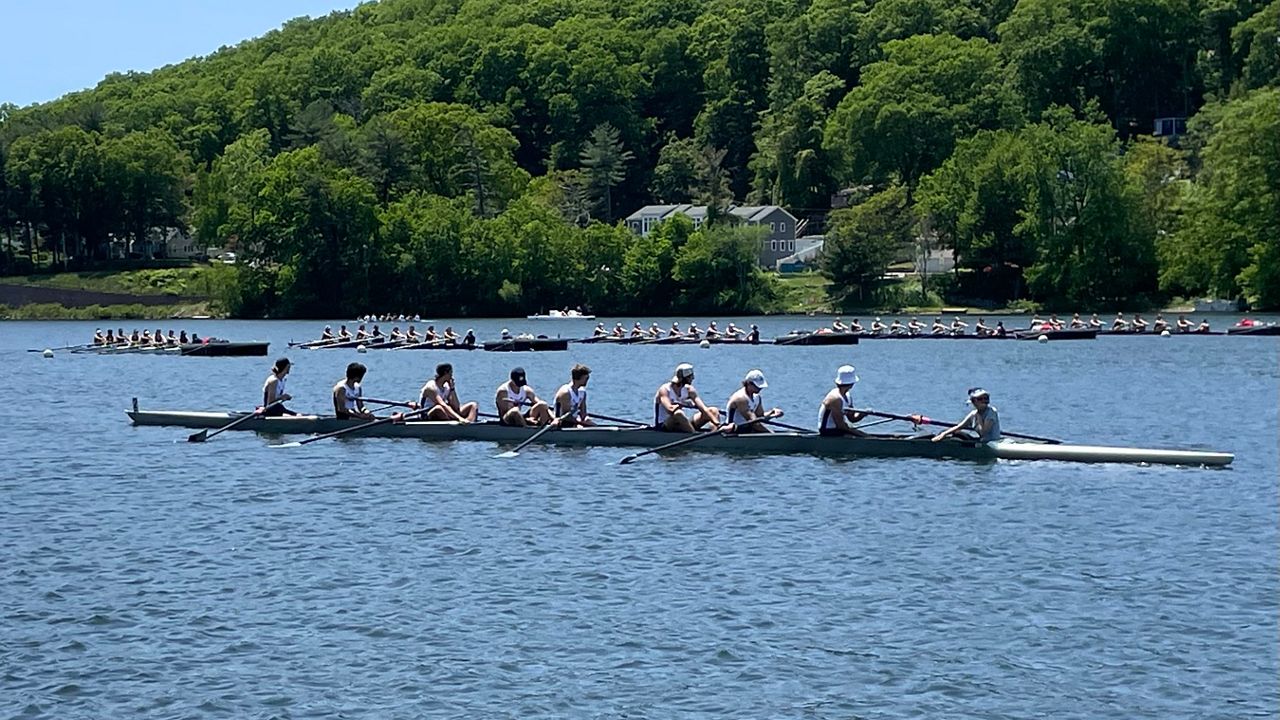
[
  {"x1": 152, "y1": 328, "x2": 167, "y2": 346},
  {"x1": 951, "y1": 317, "x2": 969, "y2": 335},
  {"x1": 441, "y1": 326, "x2": 459, "y2": 343},
  {"x1": 747, "y1": 324, "x2": 761, "y2": 344},
  {"x1": 994, "y1": 321, "x2": 1007, "y2": 337},
  {"x1": 413, "y1": 314, "x2": 421, "y2": 322},
  {"x1": 1047, "y1": 314, "x2": 1063, "y2": 329},
  {"x1": 417, "y1": 362, "x2": 478, "y2": 423},
  {"x1": 166, "y1": 330, "x2": 180, "y2": 346},
  {"x1": 1088, "y1": 313, "x2": 1103, "y2": 329},
  {"x1": 668, "y1": 322, "x2": 682, "y2": 338},
  {"x1": 888, "y1": 319, "x2": 906, "y2": 335},
  {"x1": 191, "y1": 332, "x2": 203, "y2": 344},
  {"x1": 499, "y1": 327, "x2": 512, "y2": 341},
  {"x1": 1069, "y1": 313, "x2": 1084, "y2": 329},
  {"x1": 648, "y1": 322, "x2": 662, "y2": 339},
  {"x1": 369, "y1": 324, "x2": 384, "y2": 340},
  {"x1": 1131, "y1": 314, "x2": 1148, "y2": 332},
  {"x1": 1030, "y1": 314, "x2": 1043, "y2": 328},
  {"x1": 388, "y1": 326, "x2": 404, "y2": 342},
  {"x1": 933, "y1": 388, "x2": 1001, "y2": 443},
  {"x1": 930, "y1": 317, "x2": 948, "y2": 335},
  {"x1": 262, "y1": 357, "x2": 296, "y2": 417},
  {"x1": 1236, "y1": 317, "x2": 1257, "y2": 327},
  {"x1": 974, "y1": 318, "x2": 991, "y2": 336},
  {"x1": 1151, "y1": 314, "x2": 1169, "y2": 334},
  {"x1": 462, "y1": 329, "x2": 476, "y2": 347},
  {"x1": 906, "y1": 317, "x2": 924, "y2": 335},
  {"x1": 354, "y1": 324, "x2": 370, "y2": 340},
  {"x1": 320, "y1": 325, "x2": 335, "y2": 341},
  {"x1": 93, "y1": 329, "x2": 106, "y2": 345},
  {"x1": 495, "y1": 367, "x2": 553, "y2": 427},
  {"x1": 333, "y1": 362, "x2": 375, "y2": 421},
  {"x1": 593, "y1": 322, "x2": 607, "y2": 337},
  {"x1": 724, "y1": 369, "x2": 781, "y2": 434},
  {"x1": 850, "y1": 318, "x2": 865, "y2": 333},
  {"x1": 686, "y1": 323, "x2": 701, "y2": 340},
  {"x1": 1196, "y1": 318, "x2": 1211, "y2": 332},
  {"x1": 630, "y1": 322, "x2": 645, "y2": 338},
  {"x1": 178, "y1": 331, "x2": 189, "y2": 344},
  {"x1": 870, "y1": 317, "x2": 887, "y2": 335},
  {"x1": 819, "y1": 365, "x2": 868, "y2": 437},
  {"x1": 724, "y1": 322, "x2": 743, "y2": 340},
  {"x1": 102, "y1": 329, "x2": 116, "y2": 345},
  {"x1": 335, "y1": 325, "x2": 350, "y2": 341},
  {"x1": 609, "y1": 323, "x2": 624, "y2": 338},
  {"x1": 1111, "y1": 312, "x2": 1129, "y2": 331},
  {"x1": 553, "y1": 363, "x2": 594, "y2": 428},
  {"x1": 405, "y1": 325, "x2": 421, "y2": 342},
  {"x1": 832, "y1": 317, "x2": 848, "y2": 332},
  {"x1": 654, "y1": 363, "x2": 720, "y2": 432},
  {"x1": 705, "y1": 321, "x2": 721, "y2": 339},
  {"x1": 1176, "y1": 315, "x2": 1193, "y2": 333}
]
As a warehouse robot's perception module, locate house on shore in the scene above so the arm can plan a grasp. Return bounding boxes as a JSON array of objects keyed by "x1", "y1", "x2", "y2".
[{"x1": 623, "y1": 204, "x2": 800, "y2": 268}]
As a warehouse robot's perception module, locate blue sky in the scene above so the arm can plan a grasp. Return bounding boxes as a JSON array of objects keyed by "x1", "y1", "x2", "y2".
[{"x1": 1, "y1": 0, "x2": 360, "y2": 107}]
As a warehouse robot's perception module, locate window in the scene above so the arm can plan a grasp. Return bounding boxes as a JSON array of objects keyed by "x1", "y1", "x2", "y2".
[
  {"x1": 771, "y1": 240, "x2": 778, "y2": 251},
  {"x1": 770, "y1": 222, "x2": 776, "y2": 231},
  {"x1": 780, "y1": 222, "x2": 786, "y2": 234}
]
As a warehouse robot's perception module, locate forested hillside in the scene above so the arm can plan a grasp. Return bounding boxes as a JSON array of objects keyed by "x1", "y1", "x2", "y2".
[{"x1": 1, "y1": 0, "x2": 1276, "y2": 315}]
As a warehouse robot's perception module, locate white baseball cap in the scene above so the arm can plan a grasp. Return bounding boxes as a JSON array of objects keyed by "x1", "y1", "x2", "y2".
[
  {"x1": 835, "y1": 365, "x2": 859, "y2": 385},
  {"x1": 743, "y1": 369, "x2": 767, "y2": 389},
  {"x1": 673, "y1": 363, "x2": 695, "y2": 381},
  {"x1": 968, "y1": 387, "x2": 990, "y2": 400}
]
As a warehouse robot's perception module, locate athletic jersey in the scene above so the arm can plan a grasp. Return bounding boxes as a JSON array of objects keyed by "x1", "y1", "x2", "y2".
[
  {"x1": 557, "y1": 384, "x2": 587, "y2": 418},
  {"x1": 341, "y1": 381, "x2": 362, "y2": 412},
  {"x1": 655, "y1": 383, "x2": 691, "y2": 425},
  {"x1": 726, "y1": 389, "x2": 761, "y2": 424},
  {"x1": 819, "y1": 389, "x2": 855, "y2": 430},
  {"x1": 501, "y1": 383, "x2": 529, "y2": 408},
  {"x1": 263, "y1": 373, "x2": 286, "y2": 406},
  {"x1": 964, "y1": 406, "x2": 1001, "y2": 442},
  {"x1": 420, "y1": 380, "x2": 452, "y2": 409}
]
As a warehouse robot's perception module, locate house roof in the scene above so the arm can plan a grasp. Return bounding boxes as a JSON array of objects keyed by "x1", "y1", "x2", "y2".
[{"x1": 626, "y1": 204, "x2": 795, "y2": 223}]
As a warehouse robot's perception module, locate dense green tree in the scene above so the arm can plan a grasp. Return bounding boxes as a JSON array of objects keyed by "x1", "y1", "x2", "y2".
[
  {"x1": 823, "y1": 184, "x2": 915, "y2": 306},
  {"x1": 106, "y1": 129, "x2": 190, "y2": 255},
  {"x1": 579, "y1": 122, "x2": 633, "y2": 221},
  {"x1": 672, "y1": 224, "x2": 776, "y2": 312}
]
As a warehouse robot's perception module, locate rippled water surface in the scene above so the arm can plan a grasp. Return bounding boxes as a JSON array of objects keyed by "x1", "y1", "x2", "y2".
[{"x1": 2, "y1": 317, "x2": 1277, "y2": 718}]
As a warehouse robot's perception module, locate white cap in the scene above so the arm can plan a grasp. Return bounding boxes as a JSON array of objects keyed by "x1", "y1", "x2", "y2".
[
  {"x1": 673, "y1": 363, "x2": 695, "y2": 381},
  {"x1": 968, "y1": 387, "x2": 990, "y2": 399},
  {"x1": 743, "y1": 369, "x2": 767, "y2": 389},
  {"x1": 835, "y1": 365, "x2": 859, "y2": 385}
]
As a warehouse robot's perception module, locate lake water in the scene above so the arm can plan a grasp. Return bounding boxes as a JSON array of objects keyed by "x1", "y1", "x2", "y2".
[{"x1": 2, "y1": 316, "x2": 1277, "y2": 718}]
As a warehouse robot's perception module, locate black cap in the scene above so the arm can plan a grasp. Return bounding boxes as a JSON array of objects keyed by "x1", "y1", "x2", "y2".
[{"x1": 510, "y1": 367, "x2": 526, "y2": 381}]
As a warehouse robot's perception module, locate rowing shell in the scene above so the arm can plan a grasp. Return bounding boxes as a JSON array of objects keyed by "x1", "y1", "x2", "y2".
[{"x1": 127, "y1": 407, "x2": 1233, "y2": 466}]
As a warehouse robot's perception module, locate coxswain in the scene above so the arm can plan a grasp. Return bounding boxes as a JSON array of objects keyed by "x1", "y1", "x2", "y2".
[
  {"x1": 1088, "y1": 314, "x2": 1102, "y2": 329},
  {"x1": 417, "y1": 362, "x2": 478, "y2": 423},
  {"x1": 462, "y1": 329, "x2": 476, "y2": 347},
  {"x1": 442, "y1": 326, "x2": 458, "y2": 343},
  {"x1": 630, "y1": 322, "x2": 644, "y2": 338},
  {"x1": 933, "y1": 388, "x2": 1001, "y2": 443},
  {"x1": 1196, "y1": 318, "x2": 1211, "y2": 332},
  {"x1": 1111, "y1": 313, "x2": 1129, "y2": 331},
  {"x1": 870, "y1": 317, "x2": 887, "y2": 335},
  {"x1": 705, "y1": 321, "x2": 720, "y2": 339},
  {"x1": 747, "y1": 324, "x2": 761, "y2": 343},
  {"x1": 668, "y1": 322, "x2": 682, "y2": 338},
  {"x1": 333, "y1": 362, "x2": 375, "y2": 420},
  {"x1": 1131, "y1": 314, "x2": 1148, "y2": 332},
  {"x1": 320, "y1": 325, "x2": 335, "y2": 341},
  {"x1": 930, "y1": 317, "x2": 947, "y2": 335},
  {"x1": 93, "y1": 329, "x2": 106, "y2": 345},
  {"x1": 888, "y1": 319, "x2": 906, "y2": 335},
  {"x1": 832, "y1": 317, "x2": 848, "y2": 332},
  {"x1": 1176, "y1": 315, "x2": 1193, "y2": 333},
  {"x1": 262, "y1": 357, "x2": 296, "y2": 417},
  {"x1": 1152, "y1": 314, "x2": 1169, "y2": 333},
  {"x1": 1069, "y1": 313, "x2": 1084, "y2": 329},
  {"x1": 354, "y1": 324, "x2": 370, "y2": 340},
  {"x1": 495, "y1": 367, "x2": 553, "y2": 427},
  {"x1": 907, "y1": 317, "x2": 925, "y2": 335},
  {"x1": 686, "y1": 322, "x2": 701, "y2": 340},
  {"x1": 951, "y1": 317, "x2": 969, "y2": 335},
  {"x1": 654, "y1": 363, "x2": 720, "y2": 432},
  {"x1": 1237, "y1": 317, "x2": 1257, "y2": 328},
  {"x1": 190, "y1": 331, "x2": 202, "y2": 343},
  {"x1": 974, "y1": 318, "x2": 991, "y2": 336},
  {"x1": 553, "y1": 363, "x2": 594, "y2": 427},
  {"x1": 593, "y1": 322, "x2": 608, "y2": 338},
  {"x1": 724, "y1": 369, "x2": 780, "y2": 434},
  {"x1": 611, "y1": 323, "x2": 625, "y2": 338},
  {"x1": 500, "y1": 327, "x2": 512, "y2": 340},
  {"x1": 725, "y1": 322, "x2": 743, "y2": 339},
  {"x1": 818, "y1": 365, "x2": 868, "y2": 437}
]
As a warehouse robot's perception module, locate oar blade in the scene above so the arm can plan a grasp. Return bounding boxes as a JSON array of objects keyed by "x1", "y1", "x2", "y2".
[
  {"x1": 619, "y1": 454, "x2": 639, "y2": 465},
  {"x1": 494, "y1": 449, "x2": 520, "y2": 459},
  {"x1": 272, "y1": 441, "x2": 303, "y2": 449},
  {"x1": 187, "y1": 430, "x2": 209, "y2": 443}
]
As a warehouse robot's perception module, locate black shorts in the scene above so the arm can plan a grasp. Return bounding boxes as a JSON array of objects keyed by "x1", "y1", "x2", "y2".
[
  {"x1": 819, "y1": 427, "x2": 846, "y2": 437},
  {"x1": 261, "y1": 404, "x2": 295, "y2": 417}
]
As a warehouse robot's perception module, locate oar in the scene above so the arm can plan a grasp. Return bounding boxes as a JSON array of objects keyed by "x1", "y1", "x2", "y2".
[
  {"x1": 272, "y1": 407, "x2": 430, "y2": 448},
  {"x1": 619, "y1": 414, "x2": 775, "y2": 464},
  {"x1": 363, "y1": 396, "x2": 416, "y2": 409},
  {"x1": 588, "y1": 412, "x2": 646, "y2": 426},
  {"x1": 763, "y1": 418, "x2": 814, "y2": 433},
  {"x1": 494, "y1": 412, "x2": 573, "y2": 458},
  {"x1": 188, "y1": 400, "x2": 285, "y2": 443},
  {"x1": 854, "y1": 408, "x2": 1062, "y2": 444}
]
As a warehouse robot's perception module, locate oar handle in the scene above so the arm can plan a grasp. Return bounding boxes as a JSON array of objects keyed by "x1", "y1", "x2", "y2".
[
  {"x1": 854, "y1": 408, "x2": 1061, "y2": 444},
  {"x1": 363, "y1": 396, "x2": 416, "y2": 408}
]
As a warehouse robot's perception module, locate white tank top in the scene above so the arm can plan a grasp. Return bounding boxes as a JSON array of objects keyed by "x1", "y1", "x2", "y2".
[
  {"x1": 421, "y1": 380, "x2": 452, "y2": 408},
  {"x1": 819, "y1": 390, "x2": 853, "y2": 430},
  {"x1": 503, "y1": 383, "x2": 529, "y2": 408},
  {"x1": 344, "y1": 382, "x2": 362, "y2": 411},
  {"x1": 559, "y1": 385, "x2": 586, "y2": 417},
  {"x1": 655, "y1": 383, "x2": 690, "y2": 424},
  {"x1": 263, "y1": 373, "x2": 285, "y2": 404},
  {"x1": 727, "y1": 390, "x2": 761, "y2": 424}
]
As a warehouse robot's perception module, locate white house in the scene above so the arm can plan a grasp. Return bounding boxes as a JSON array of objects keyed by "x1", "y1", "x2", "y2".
[{"x1": 624, "y1": 204, "x2": 799, "y2": 268}]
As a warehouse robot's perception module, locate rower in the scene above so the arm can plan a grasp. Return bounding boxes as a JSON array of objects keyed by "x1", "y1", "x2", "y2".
[
  {"x1": 747, "y1": 324, "x2": 761, "y2": 343},
  {"x1": 930, "y1": 317, "x2": 947, "y2": 335},
  {"x1": 832, "y1": 317, "x2": 848, "y2": 332},
  {"x1": 724, "y1": 369, "x2": 781, "y2": 434},
  {"x1": 462, "y1": 329, "x2": 476, "y2": 347},
  {"x1": 262, "y1": 357, "x2": 296, "y2": 417},
  {"x1": 611, "y1": 323, "x2": 625, "y2": 338},
  {"x1": 1152, "y1": 314, "x2": 1168, "y2": 333},
  {"x1": 850, "y1": 318, "x2": 865, "y2": 333},
  {"x1": 1069, "y1": 313, "x2": 1084, "y2": 329},
  {"x1": 1176, "y1": 315, "x2": 1193, "y2": 333},
  {"x1": 725, "y1": 322, "x2": 742, "y2": 339},
  {"x1": 115, "y1": 328, "x2": 127, "y2": 344},
  {"x1": 337, "y1": 325, "x2": 351, "y2": 340},
  {"x1": 1088, "y1": 313, "x2": 1102, "y2": 329},
  {"x1": 1196, "y1": 318, "x2": 1211, "y2": 332},
  {"x1": 888, "y1": 319, "x2": 905, "y2": 335},
  {"x1": 355, "y1": 324, "x2": 370, "y2": 340},
  {"x1": 1131, "y1": 314, "x2": 1148, "y2": 332},
  {"x1": 705, "y1": 321, "x2": 720, "y2": 339},
  {"x1": 907, "y1": 317, "x2": 924, "y2": 335},
  {"x1": 648, "y1": 322, "x2": 661, "y2": 338},
  {"x1": 933, "y1": 388, "x2": 1001, "y2": 443},
  {"x1": 442, "y1": 326, "x2": 459, "y2": 343},
  {"x1": 975, "y1": 318, "x2": 990, "y2": 335},
  {"x1": 1111, "y1": 313, "x2": 1129, "y2": 331},
  {"x1": 1047, "y1": 314, "x2": 1063, "y2": 329},
  {"x1": 994, "y1": 321, "x2": 1007, "y2": 337},
  {"x1": 370, "y1": 324, "x2": 384, "y2": 339},
  {"x1": 321, "y1": 325, "x2": 335, "y2": 341},
  {"x1": 593, "y1": 322, "x2": 607, "y2": 338},
  {"x1": 418, "y1": 362, "x2": 478, "y2": 423},
  {"x1": 951, "y1": 317, "x2": 969, "y2": 335},
  {"x1": 130, "y1": 329, "x2": 141, "y2": 344},
  {"x1": 495, "y1": 367, "x2": 553, "y2": 427},
  {"x1": 389, "y1": 326, "x2": 405, "y2": 342},
  {"x1": 630, "y1": 322, "x2": 644, "y2": 338},
  {"x1": 668, "y1": 322, "x2": 682, "y2": 338},
  {"x1": 93, "y1": 328, "x2": 106, "y2": 345},
  {"x1": 166, "y1": 330, "x2": 179, "y2": 346},
  {"x1": 333, "y1": 362, "x2": 375, "y2": 420},
  {"x1": 818, "y1": 365, "x2": 868, "y2": 437},
  {"x1": 870, "y1": 317, "x2": 887, "y2": 335},
  {"x1": 104, "y1": 329, "x2": 116, "y2": 345},
  {"x1": 151, "y1": 328, "x2": 165, "y2": 346},
  {"x1": 178, "y1": 331, "x2": 188, "y2": 344},
  {"x1": 686, "y1": 322, "x2": 701, "y2": 340},
  {"x1": 553, "y1": 364, "x2": 594, "y2": 427},
  {"x1": 654, "y1": 363, "x2": 720, "y2": 432},
  {"x1": 406, "y1": 325, "x2": 421, "y2": 341}
]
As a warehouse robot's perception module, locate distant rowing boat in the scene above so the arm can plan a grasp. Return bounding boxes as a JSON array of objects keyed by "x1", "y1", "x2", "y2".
[
  {"x1": 128, "y1": 405, "x2": 1233, "y2": 467},
  {"x1": 528, "y1": 312, "x2": 596, "y2": 320},
  {"x1": 69, "y1": 341, "x2": 269, "y2": 357},
  {"x1": 288, "y1": 338, "x2": 568, "y2": 352}
]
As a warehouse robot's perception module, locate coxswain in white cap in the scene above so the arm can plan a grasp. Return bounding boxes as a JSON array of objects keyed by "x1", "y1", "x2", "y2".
[
  {"x1": 725, "y1": 369, "x2": 781, "y2": 434},
  {"x1": 933, "y1": 388, "x2": 1001, "y2": 443},
  {"x1": 654, "y1": 363, "x2": 720, "y2": 432},
  {"x1": 819, "y1": 365, "x2": 868, "y2": 437}
]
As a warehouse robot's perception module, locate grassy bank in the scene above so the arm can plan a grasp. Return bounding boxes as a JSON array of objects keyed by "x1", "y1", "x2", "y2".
[
  {"x1": 4, "y1": 266, "x2": 221, "y2": 296},
  {"x1": 0, "y1": 301, "x2": 214, "y2": 320},
  {"x1": 773, "y1": 273, "x2": 834, "y2": 314}
]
